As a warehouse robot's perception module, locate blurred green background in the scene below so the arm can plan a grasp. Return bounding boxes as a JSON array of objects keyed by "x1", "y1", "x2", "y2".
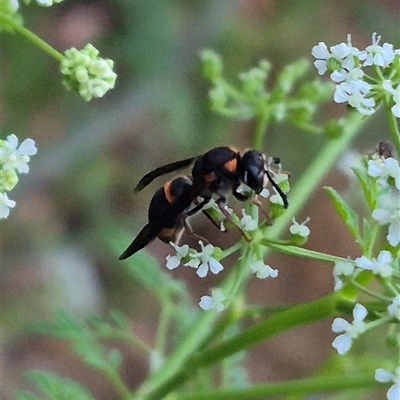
[{"x1": 1, "y1": 0, "x2": 399, "y2": 398}]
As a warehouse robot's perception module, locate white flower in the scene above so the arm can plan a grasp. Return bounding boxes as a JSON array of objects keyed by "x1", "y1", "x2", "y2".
[
  {"x1": 166, "y1": 243, "x2": 189, "y2": 270},
  {"x1": 331, "y1": 66, "x2": 364, "y2": 84},
  {"x1": 250, "y1": 260, "x2": 278, "y2": 279},
  {"x1": 368, "y1": 156, "x2": 400, "y2": 189},
  {"x1": 289, "y1": 217, "x2": 310, "y2": 238},
  {"x1": 375, "y1": 367, "x2": 400, "y2": 400},
  {"x1": 356, "y1": 250, "x2": 393, "y2": 278},
  {"x1": 185, "y1": 241, "x2": 223, "y2": 278},
  {"x1": 334, "y1": 80, "x2": 376, "y2": 115},
  {"x1": 372, "y1": 192, "x2": 400, "y2": 247},
  {"x1": 332, "y1": 303, "x2": 368, "y2": 355},
  {"x1": 359, "y1": 32, "x2": 395, "y2": 67},
  {"x1": 312, "y1": 42, "x2": 331, "y2": 75},
  {"x1": 199, "y1": 288, "x2": 225, "y2": 312},
  {"x1": 383, "y1": 81, "x2": 400, "y2": 119},
  {"x1": 0, "y1": 192, "x2": 16, "y2": 219},
  {"x1": 312, "y1": 35, "x2": 360, "y2": 77},
  {"x1": 333, "y1": 260, "x2": 355, "y2": 291},
  {"x1": 391, "y1": 85, "x2": 400, "y2": 118},
  {"x1": 239, "y1": 210, "x2": 258, "y2": 232},
  {"x1": 1, "y1": 134, "x2": 37, "y2": 174},
  {"x1": 387, "y1": 295, "x2": 400, "y2": 321}
]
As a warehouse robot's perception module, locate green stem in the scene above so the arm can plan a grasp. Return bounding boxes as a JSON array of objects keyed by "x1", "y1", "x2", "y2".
[
  {"x1": 174, "y1": 373, "x2": 380, "y2": 400},
  {"x1": 194, "y1": 293, "x2": 338, "y2": 367},
  {"x1": 145, "y1": 294, "x2": 341, "y2": 399},
  {"x1": 263, "y1": 242, "x2": 348, "y2": 263},
  {"x1": 155, "y1": 297, "x2": 173, "y2": 355},
  {"x1": 251, "y1": 112, "x2": 270, "y2": 150},
  {"x1": 106, "y1": 370, "x2": 133, "y2": 400},
  {"x1": 385, "y1": 103, "x2": 400, "y2": 155},
  {"x1": 0, "y1": 13, "x2": 64, "y2": 62}
]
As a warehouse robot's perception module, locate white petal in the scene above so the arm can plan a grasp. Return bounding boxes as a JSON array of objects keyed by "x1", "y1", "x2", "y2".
[
  {"x1": 372, "y1": 208, "x2": 391, "y2": 224},
  {"x1": 332, "y1": 317, "x2": 350, "y2": 333},
  {"x1": 6, "y1": 134, "x2": 18, "y2": 150},
  {"x1": 313, "y1": 60, "x2": 327, "y2": 75},
  {"x1": 196, "y1": 263, "x2": 209, "y2": 278},
  {"x1": 18, "y1": 138, "x2": 38, "y2": 156},
  {"x1": 377, "y1": 250, "x2": 392, "y2": 264},
  {"x1": 375, "y1": 368, "x2": 393, "y2": 383},
  {"x1": 332, "y1": 334, "x2": 352, "y2": 355},
  {"x1": 355, "y1": 256, "x2": 373, "y2": 270},
  {"x1": 199, "y1": 296, "x2": 213, "y2": 310},
  {"x1": 387, "y1": 384, "x2": 400, "y2": 400},
  {"x1": 166, "y1": 255, "x2": 180, "y2": 270},
  {"x1": 353, "y1": 303, "x2": 367, "y2": 321},
  {"x1": 311, "y1": 42, "x2": 329, "y2": 59},
  {"x1": 388, "y1": 221, "x2": 400, "y2": 246},
  {"x1": 209, "y1": 259, "x2": 223, "y2": 275}
]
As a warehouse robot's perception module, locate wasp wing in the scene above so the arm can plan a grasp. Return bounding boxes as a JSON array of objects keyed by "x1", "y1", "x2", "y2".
[
  {"x1": 119, "y1": 223, "x2": 158, "y2": 260},
  {"x1": 134, "y1": 157, "x2": 196, "y2": 192}
]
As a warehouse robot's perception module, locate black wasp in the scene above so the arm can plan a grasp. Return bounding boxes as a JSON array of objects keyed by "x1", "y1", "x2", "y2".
[
  {"x1": 119, "y1": 146, "x2": 288, "y2": 260},
  {"x1": 119, "y1": 176, "x2": 206, "y2": 260}
]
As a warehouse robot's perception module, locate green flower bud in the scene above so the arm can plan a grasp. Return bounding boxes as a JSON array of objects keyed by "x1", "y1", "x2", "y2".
[
  {"x1": 239, "y1": 67, "x2": 266, "y2": 96},
  {"x1": 324, "y1": 119, "x2": 345, "y2": 139},
  {"x1": 61, "y1": 44, "x2": 117, "y2": 101},
  {"x1": 0, "y1": 169, "x2": 18, "y2": 192},
  {"x1": 200, "y1": 49, "x2": 223, "y2": 81},
  {"x1": 209, "y1": 86, "x2": 227, "y2": 111}
]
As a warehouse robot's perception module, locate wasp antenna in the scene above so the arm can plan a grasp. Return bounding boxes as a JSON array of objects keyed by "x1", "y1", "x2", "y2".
[
  {"x1": 119, "y1": 223, "x2": 158, "y2": 260},
  {"x1": 265, "y1": 170, "x2": 289, "y2": 209},
  {"x1": 134, "y1": 157, "x2": 196, "y2": 192}
]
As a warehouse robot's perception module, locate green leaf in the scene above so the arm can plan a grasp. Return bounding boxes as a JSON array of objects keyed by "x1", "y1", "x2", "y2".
[
  {"x1": 324, "y1": 186, "x2": 361, "y2": 243},
  {"x1": 352, "y1": 166, "x2": 377, "y2": 212},
  {"x1": 22, "y1": 371, "x2": 95, "y2": 400}
]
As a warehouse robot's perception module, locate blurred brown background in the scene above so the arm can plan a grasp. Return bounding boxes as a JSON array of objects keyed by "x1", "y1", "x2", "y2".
[{"x1": 1, "y1": 0, "x2": 398, "y2": 399}]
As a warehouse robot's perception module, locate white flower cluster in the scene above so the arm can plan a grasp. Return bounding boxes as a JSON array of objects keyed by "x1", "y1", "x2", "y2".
[
  {"x1": 0, "y1": 134, "x2": 37, "y2": 218},
  {"x1": 61, "y1": 44, "x2": 117, "y2": 102},
  {"x1": 312, "y1": 33, "x2": 400, "y2": 117},
  {"x1": 368, "y1": 155, "x2": 400, "y2": 247},
  {"x1": 332, "y1": 300, "x2": 400, "y2": 400},
  {"x1": 331, "y1": 151, "x2": 400, "y2": 400},
  {"x1": 331, "y1": 151, "x2": 399, "y2": 400}
]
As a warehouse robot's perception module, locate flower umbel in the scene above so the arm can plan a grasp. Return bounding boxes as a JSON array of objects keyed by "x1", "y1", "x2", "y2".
[
  {"x1": 312, "y1": 32, "x2": 400, "y2": 118},
  {"x1": 61, "y1": 44, "x2": 117, "y2": 101},
  {"x1": 1, "y1": 134, "x2": 37, "y2": 219}
]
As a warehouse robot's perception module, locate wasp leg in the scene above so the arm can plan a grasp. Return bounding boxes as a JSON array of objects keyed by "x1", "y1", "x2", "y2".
[
  {"x1": 186, "y1": 196, "x2": 211, "y2": 216},
  {"x1": 215, "y1": 198, "x2": 251, "y2": 243},
  {"x1": 182, "y1": 217, "x2": 210, "y2": 244}
]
